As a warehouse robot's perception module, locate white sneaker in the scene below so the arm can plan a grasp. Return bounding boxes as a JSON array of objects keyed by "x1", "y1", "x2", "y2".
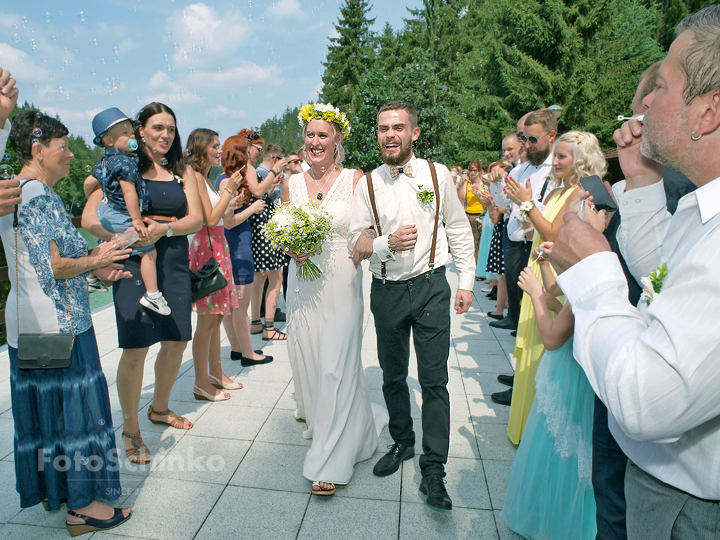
[
  {"x1": 480, "y1": 286, "x2": 493, "y2": 293},
  {"x1": 140, "y1": 293, "x2": 172, "y2": 316},
  {"x1": 87, "y1": 277, "x2": 109, "y2": 293}
]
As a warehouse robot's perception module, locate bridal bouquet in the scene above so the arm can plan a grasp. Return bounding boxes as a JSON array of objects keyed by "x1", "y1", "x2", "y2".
[{"x1": 263, "y1": 202, "x2": 333, "y2": 280}]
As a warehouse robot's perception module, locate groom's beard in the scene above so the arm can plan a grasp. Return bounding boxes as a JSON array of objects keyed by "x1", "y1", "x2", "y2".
[{"x1": 380, "y1": 137, "x2": 413, "y2": 166}]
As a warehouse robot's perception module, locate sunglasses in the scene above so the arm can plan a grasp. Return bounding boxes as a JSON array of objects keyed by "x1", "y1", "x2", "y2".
[
  {"x1": 288, "y1": 159, "x2": 302, "y2": 164},
  {"x1": 245, "y1": 131, "x2": 262, "y2": 142},
  {"x1": 519, "y1": 132, "x2": 548, "y2": 145},
  {"x1": 252, "y1": 144, "x2": 263, "y2": 152}
]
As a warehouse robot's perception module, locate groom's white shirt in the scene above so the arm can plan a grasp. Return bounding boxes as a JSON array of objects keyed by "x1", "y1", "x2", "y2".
[{"x1": 348, "y1": 154, "x2": 476, "y2": 290}]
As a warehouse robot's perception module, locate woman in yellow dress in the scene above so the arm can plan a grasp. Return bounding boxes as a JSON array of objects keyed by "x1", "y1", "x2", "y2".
[{"x1": 503, "y1": 131, "x2": 607, "y2": 444}]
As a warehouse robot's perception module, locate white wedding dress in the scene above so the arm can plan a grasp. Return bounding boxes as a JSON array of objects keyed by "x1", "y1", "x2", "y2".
[{"x1": 287, "y1": 169, "x2": 388, "y2": 484}]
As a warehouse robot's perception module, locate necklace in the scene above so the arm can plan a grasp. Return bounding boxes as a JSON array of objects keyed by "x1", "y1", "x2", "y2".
[{"x1": 309, "y1": 164, "x2": 336, "y2": 200}]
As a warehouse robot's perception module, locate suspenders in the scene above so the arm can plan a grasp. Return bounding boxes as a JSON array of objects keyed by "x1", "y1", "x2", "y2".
[{"x1": 366, "y1": 162, "x2": 441, "y2": 283}]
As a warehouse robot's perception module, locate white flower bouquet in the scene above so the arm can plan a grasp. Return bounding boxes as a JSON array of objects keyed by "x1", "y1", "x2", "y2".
[{"x1": 263, "y1": 202, "x2": 333, "y2": 280}]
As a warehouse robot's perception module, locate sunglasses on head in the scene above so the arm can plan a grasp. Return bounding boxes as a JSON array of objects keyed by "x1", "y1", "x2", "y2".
[
  {"x1": 519, "y1": 132, "x2": 548, "y2": 145},
  {"x1": 245, "y1": 131, "x2": 262, "y2": 142}
]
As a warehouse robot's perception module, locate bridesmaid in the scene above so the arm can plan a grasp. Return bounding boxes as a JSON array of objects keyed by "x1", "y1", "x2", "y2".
[{"x1": 186, "y1": 128, "x2": 243, "y2": 401}]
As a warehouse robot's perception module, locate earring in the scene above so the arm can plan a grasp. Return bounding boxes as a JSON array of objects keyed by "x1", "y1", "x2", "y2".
[
  {"x1": 141, "y1": 137, "x2": 146, "y2": 143},
  {"x1": 691, "y1": 131, "x2": 702, "y2": 141}
]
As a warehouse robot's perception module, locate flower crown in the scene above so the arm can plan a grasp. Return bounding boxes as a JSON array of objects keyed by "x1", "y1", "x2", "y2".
[{"x1": 298, "y1": 103, "x2": 351, "y2": 138}]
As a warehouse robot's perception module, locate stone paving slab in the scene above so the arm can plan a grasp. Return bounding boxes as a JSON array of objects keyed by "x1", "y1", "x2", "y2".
[{"x1": 0, "y1": 264, "x2": 524, "y2": 539}]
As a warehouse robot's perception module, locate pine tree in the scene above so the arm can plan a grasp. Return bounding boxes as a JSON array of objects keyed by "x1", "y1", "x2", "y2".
[
  {"x1": 259, "y1": 106, "x2": 304, "y2": 155},
  {"x1": 320, "y1": 0, "x2": 376, "y2": 115}
]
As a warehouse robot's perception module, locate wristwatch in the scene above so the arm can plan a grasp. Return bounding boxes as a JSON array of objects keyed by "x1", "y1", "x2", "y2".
[{"x1": 166, "y1": 223, "x2": 173, "y2": 237}]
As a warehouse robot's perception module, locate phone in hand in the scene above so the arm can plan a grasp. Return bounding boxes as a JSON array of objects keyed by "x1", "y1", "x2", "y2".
[{"x1": 578, "y1": 175, "x2": 618, "y2": 212}]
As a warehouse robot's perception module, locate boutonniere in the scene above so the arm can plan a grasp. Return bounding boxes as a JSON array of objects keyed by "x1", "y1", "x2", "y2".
[
  {"x1": 640, "y1": 262, "x2": 668, "y2": 306},
  {"x1": 417, "y1": 185, "x2": 434, "y2": 205},
  {"x1": 175, "y1": 174, "x2": 184, "y2": 185},
  {"x1": 517, "y1": 200, "x2": 535, "y2": 223}
]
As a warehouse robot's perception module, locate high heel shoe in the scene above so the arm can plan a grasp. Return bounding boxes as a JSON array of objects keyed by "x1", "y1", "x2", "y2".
[
  {"x1": 193, "y1": 384, "x2": 231, "y2": 401},
  {"x1": 209, "y1": 374, "x2": 243, "y2": 390},
  {"x1": 122, "y1": 430, "x2": 151, "y2": 465}
]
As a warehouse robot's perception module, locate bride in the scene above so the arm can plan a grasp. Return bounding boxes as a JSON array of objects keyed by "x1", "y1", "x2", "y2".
[{"x1": 281, "y1": 103, "x2": 388, "y2": 495}]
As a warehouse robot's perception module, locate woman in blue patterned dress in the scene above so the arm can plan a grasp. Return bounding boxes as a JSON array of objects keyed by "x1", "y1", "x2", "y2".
[{"x1": 1, "y1": 110, "x2": 132, "y2": 536}]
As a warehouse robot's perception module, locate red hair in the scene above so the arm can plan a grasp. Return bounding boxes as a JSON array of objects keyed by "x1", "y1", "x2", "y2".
[
  {"x1": 237, "y1": 128, "x2": 264, "y2": 147},
  {"x1": 222, "y1": 135, "x2": 250, "y2": 204}
]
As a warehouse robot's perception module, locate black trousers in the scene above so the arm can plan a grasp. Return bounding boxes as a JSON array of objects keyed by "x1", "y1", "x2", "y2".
[
  {"x1": 593, "y1": 396, "x2": 628, "y2": 540},
  {"x1": 505, "y1": 238, "x2": 532, "y2": 326},
  {"x1": 370, "y1": 267, "x2": 451, "y2": 477}
]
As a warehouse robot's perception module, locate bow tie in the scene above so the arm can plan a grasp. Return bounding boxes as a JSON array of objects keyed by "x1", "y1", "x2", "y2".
[{"x1": 389, "y1": 163, "x2": 413, "y2": 178}]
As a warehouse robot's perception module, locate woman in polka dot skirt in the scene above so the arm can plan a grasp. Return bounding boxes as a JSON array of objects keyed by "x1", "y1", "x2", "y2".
[{"x1": 186, "y1": 129, "x2": 242, "y2": 402}]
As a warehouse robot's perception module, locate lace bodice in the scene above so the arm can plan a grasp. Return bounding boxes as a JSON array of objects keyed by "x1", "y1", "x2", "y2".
[{"x1": 287, "y1": 169, "x2": 356, "y2": 244}]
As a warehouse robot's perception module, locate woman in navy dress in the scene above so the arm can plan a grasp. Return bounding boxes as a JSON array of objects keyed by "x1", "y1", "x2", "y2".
[{"x1": 82, "y1": 102, "x2": 203, "y2": 464}]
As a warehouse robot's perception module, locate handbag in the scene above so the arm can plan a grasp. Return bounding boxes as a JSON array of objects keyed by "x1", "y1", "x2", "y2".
[
  {"x1": 13, "y1": 181, "x2": 74, "y2": 370},
  {"x1": 190, "y1": 256, "x2": 228, "y2": 303}
]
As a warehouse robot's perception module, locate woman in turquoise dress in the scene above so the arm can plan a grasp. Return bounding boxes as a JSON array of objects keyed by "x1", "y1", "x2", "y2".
[{"x1": 501, "y1": 243, "x2": 597, "y2": 540}]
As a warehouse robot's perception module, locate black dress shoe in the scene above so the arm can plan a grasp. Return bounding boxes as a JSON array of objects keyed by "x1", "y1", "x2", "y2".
[
  {"x1": 231, "y1": 350, "x2": 263, "y2": 361},
  {"x1": 274, "y1": 309, "x2": 286, "y2": 322},
  {"x1": 489, "y1": 317, "x2": 516, "y2": 330},
  {"x1": 487, "y1": 292, "x2": 497, "y2": 301},
  {"x1": 419, "y1": 474, "x2": 452, "y2": 510},
  {"x1": 497, "y1": 373, "x2": 514, "y2": 387},
  {"x1": 491, "y1": 388, "x2": 513, "y2": 406},
  {"x1": 487, "y1": 311, "x2": 504, "y2": 321},
  {"x1": 373, "y1": 443, "x2": 414, "y2": 477},
  {"x1": 510, "y1": 330, "x2": 517, "y2": 337},
  {"x1": 240, "y1": 354, "x2": 274, "y2": 367},
  {"x1": 485, "y1": 286, "x2": 497, "y2": 297}
]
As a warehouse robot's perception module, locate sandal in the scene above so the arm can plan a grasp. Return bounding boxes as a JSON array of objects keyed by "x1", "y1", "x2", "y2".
[
  {"x1": 209, "y1": 374, "x2": 243, "y2": 390},
  {"x1": 262, "y1": 322, "x2": 287, "y2": 341},
  {"x1": 122, "y1": 430, "x2": 151, "y2": 465},
  {"x1": 147, "y1": 405, "x2": 193, "y2": 430},
  {"x1": 66, "y1": 507, "x2": 132, "y2": 537},
  {"x1": 311, "y1": 481, "x2": 336, "y2": 496},
  {"x1": 193, "y1": 384, "x2": 231, "y2": 401},
  {"x1": 250, "y1": 319, "x2": 263, "y2": 335}
]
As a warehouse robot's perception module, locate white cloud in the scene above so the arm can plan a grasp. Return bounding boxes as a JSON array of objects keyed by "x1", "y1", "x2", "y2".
[
  {"x1": 309, "y1": 82, "x2": 323, "y2": 100},
  {"x1": 0, "y1": 43, "x2": 50, "y2": 82},
  {"x1": 145, "y1": 91, "x2": 204, "y2": 105},
  {"x1": 268, "y1": 0, "x2": 303, "y2": 18},
  {"x1": 207, "y1": 105, "x2": 247, "y2": 120},
  {"x1": 187, "y1": 62, "x2": 280, "y2": 87},
  {"x1": 166, "y1": 3, "x2": 249, "y2": 68}
]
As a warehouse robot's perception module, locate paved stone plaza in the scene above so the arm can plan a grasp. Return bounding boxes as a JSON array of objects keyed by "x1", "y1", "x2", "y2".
[{"x1": 0, "y1": 265, "x2": 525, "y2": 540}]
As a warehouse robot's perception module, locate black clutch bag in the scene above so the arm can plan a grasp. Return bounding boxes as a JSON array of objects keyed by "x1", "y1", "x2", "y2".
[
  {"x1": 13, "y1": 184, "x2": 74, "y2": 370},
  {"x1": 190, "y1": 258, "x2": 228, "y2": 303}
]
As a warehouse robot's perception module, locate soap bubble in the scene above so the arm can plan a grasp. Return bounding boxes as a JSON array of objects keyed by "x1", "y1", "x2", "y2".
[
  {"x1": 41, "y1": 57, "x2": 48, "y2": 63},
  {"x1": 31, "y1": 138, "x2": 40, "y2": 146},
  {"x1": 0, "y1": 165, "x2": 14, "y2": 179},
  {"x1": 85, "y1": 165, "x2": 92, "y2": 173},
  {"x1": 135, "y1": 280, "x2": 142, "y2": 286},
  {"x1": 185, "y1": 149, "x2": 191, "y2": 156},
  {"x1": 160, "y1": 157, "x2": 168, "y2": 166},
  {"x1": 12, "y1": 34, "x2": 21, "y2": 43},
  {"x1": 35, "y1": 112, "x2": 42, "y2": 119},
  {"x1": 30, "y1": 39, "x2": 37, "y2": 52},
  {"x1": 78, "y1": 12, "x2": 86, "y2": 22},
  {"x1": 33, "y1": 128, "x2": 43, "y2": 137},
  {"x1": 2, "y1": 153, "x2": 9, "y2": 161},
  {"x1": 80, "y1": 457, "x2": 88, "y2": 465},
  {"x1": 98, "y1": 419, "x2": 105, "y2": 425},
  {"x1": 44, "y1": 12, "x2": 52, "y2": 22},
  {"x1": 21, "y1": 16, "x2": 28, "y2": 27},
  {"x1": 91, "y1": 38, "x2": 98, "y2": 46}
]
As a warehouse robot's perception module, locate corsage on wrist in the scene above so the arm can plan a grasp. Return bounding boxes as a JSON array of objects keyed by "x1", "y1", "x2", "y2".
[{"x1": 517, "y1": 200, "x2": 535, "y2": 223}]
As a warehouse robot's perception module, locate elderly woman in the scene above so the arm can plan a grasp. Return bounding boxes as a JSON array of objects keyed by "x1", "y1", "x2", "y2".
[
  {"x1": 82, "y1": 102, "x2": 202, "y2": 464},
  {"x1": 1, "y1": 110, "x2": 132, "y2": 536}
]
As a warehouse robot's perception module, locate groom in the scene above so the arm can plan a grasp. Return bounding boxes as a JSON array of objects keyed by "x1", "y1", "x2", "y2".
[{"x1": 349, "y1": 101, "x2": 475, "y2": 510}]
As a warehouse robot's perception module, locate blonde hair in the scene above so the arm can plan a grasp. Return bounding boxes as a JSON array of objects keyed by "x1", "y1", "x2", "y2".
[{"x1": 552, "y1": 131, "x2": 607, "y2": 184}]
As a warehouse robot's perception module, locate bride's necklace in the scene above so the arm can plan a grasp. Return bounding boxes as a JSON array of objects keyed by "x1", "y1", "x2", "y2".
[{"x1": 309, "y1": 164, "x2": 336, "y2": 201}]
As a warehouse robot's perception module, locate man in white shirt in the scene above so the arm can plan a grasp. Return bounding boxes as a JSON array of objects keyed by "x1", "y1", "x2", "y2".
[
  {"x1": 552, "y1": 6, "x2": 720, "y2": 538},
  {"x1": 0, "y1": 66, "x2": 21, "y2": 216},
  {"x1": 349, "y1": 101, "x2": 474, "y2": 510},
  {"x1": 501, "y1": 132, "x2": 522, "y2": 167}
]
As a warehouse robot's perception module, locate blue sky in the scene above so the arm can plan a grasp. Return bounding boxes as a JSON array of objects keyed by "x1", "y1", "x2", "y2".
[{"x1": 2, "y1": 0, "x2": 422, "y2": 146}]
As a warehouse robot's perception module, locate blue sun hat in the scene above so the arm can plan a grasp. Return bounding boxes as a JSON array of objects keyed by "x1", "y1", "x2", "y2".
[{"x1": 92, "y1": 107, "x2": 137, "y2": 146}]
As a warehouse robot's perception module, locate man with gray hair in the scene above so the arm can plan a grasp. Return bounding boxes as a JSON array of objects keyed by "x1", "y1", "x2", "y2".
[{"x1": 551, "y1": 5, "x2": 720, "y2": 538}]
